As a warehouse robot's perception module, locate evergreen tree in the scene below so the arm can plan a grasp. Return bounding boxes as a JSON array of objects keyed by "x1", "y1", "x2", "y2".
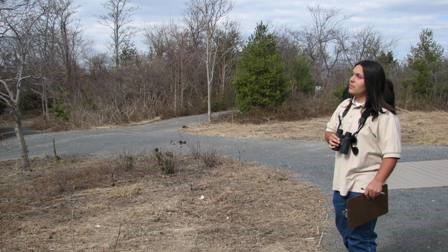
[
  {"x1": 406, "y1": 28, "x2": 444, "y2": 98},
  {"x1": 120, "y1": 41, "x2": 138, "y2": 65},
  {"x1": 376, "y1": 50, "x2": 397, "y2": 77},
  {"x1": 291, "y1": 54, "x2": 314, "y2": 94},
  {"x1": 232, "y1": 21, "x2": 288, "y2": 112}
]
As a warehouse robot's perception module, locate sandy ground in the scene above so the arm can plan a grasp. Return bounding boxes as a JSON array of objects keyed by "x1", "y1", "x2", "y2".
[
  {"x1": 182, "y1": 110, "x2": 448, "y2": 145},
  {"x1": 0, "y1": 152, "x2": 329, "y2": 251}
]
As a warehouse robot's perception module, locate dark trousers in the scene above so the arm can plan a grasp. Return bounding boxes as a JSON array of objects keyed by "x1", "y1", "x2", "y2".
[{"x1": 333, "y1": 190, "x2": 378, "y2": 252}]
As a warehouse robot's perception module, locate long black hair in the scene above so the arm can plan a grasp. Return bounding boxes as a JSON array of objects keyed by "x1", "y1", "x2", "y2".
[
  {"x1": 383, "y1": 79, "x2": 395, "y2": 108},
  {"x1": 342, "y1": 60, "x2": 396, "y2": 123}
]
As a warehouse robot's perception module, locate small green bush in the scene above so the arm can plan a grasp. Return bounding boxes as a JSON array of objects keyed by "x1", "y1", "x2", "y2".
[
  {"x1": 153, "y1": 148, "x2": 175, "y2": 175},
  {"x1": 51, "y1": 102, "x2": 69, "y2": 121}
]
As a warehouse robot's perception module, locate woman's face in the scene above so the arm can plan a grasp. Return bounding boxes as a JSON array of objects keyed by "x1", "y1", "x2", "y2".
[{"x1": 348, "y1": 64, "x2": 366, "y2": 97}]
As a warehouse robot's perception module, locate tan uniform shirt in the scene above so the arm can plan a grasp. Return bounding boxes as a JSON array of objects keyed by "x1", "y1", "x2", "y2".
[{"x1": 325, "y1": 97, "x2": 401, "y2": 196}]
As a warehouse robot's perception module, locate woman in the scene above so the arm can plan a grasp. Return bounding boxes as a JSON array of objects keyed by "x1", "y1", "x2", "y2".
[{"x1": 324, "y1": 60, "x2": 401, "y2": 251}]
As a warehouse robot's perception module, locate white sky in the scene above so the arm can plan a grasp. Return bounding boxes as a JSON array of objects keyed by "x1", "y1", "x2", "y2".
[{"x1": 74, "y1": 0, "x2": 448, "y2": 61}]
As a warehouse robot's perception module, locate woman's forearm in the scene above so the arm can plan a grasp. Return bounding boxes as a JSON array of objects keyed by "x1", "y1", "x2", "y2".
[
  {"x1": 365, "y1": 157, "x2": 398, "y2": 198},
  {"x1": 373, "y1": 157, "x2": 398, "y2": 183}
]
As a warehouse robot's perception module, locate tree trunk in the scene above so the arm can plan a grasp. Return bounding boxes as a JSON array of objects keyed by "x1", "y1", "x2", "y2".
[
  {"x1": 206, "y1": 35, "x2": 212, "y2": 122},
  {"x1": 42, "y1": 80, "x2": 49, "y2": 121},
  {"x1": 173, "y1": 61, "x2": 177, "y2": 115},
  {"x1": 14, "y1": 109, "x2": 31, "y2": 171},
  {"x1": 220, "y1": 62, "x2": 227, "y2": 98},
  {"x1": 179, "y1": 52, "x2": 184, "y2": 112},
  {"x1": 61, "y1": 21, "x2": 72, "y2": 86}
]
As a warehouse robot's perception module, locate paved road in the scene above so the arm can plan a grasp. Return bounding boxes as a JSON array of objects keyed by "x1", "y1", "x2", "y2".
[
  {"x1": 1, "y1": 112, "x2": 447, "y2": 251},
  {"x1": 0, "y1": 125, "x2": 42, "y2": 141}
]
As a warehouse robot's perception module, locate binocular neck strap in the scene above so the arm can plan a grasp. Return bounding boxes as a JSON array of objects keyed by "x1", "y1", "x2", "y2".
[
  {"x1": 353, "y1": 118, "x2": 367, "y2": 136},
  {"x1": 336, "y1": 99, "x2": 368, "y2": 136},
  {"x1": 336, "y1": 99, "x2": 353, "y2": 131}
]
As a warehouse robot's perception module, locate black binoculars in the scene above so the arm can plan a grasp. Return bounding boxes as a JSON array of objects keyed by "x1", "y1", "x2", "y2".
[{"x1": 332, "y1": 129, "x2": 358, "y2": 155}]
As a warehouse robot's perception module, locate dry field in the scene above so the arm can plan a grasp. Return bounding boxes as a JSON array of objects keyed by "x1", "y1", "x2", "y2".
[
  {"x1": 0, "y1": 151, "x2": 329, "y2": 251},
  {"x1": 182, "y1": 110, "x2": 448, "y2": 145}
]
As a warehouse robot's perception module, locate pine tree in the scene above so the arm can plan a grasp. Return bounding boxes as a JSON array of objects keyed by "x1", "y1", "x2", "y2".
[
  {"x1": 232, "y1": 21, "x2": 288, "y2": 112},
  {"x1": 406, "y1": 28, "x2": 444, "y2": 99},
  {"x1": 376, "y1": 50, "x2": 397, "y2": 77},
  {"x1": 291, "y1": 54, "x2": 314, "y2": 94}
]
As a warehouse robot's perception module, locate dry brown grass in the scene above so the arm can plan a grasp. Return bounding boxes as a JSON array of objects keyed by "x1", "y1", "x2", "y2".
[
  {"x1": 398, "y1": 110, "x2": 448, "y2": 145},
  {"x1": 183, "y1": 118, "x2": 328, "y2": 141},
  {"x1": 27, "y1": 113, "x2": 163, "y2": 132},
  {"x1": 0, "y1": 152, "x2": 329, "y2": 251},
  {"x1": 182, "y1": 110, "x2": 448, "y2": 145}
]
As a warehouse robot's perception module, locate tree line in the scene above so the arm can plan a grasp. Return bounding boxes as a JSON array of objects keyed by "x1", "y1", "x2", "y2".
[{"x1": 1, "y1": 0, "x2": 447, "y2": 170}]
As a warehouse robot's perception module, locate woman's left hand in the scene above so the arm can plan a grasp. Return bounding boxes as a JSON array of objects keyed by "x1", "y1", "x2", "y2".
[{"x1": 364, "y1": 179, "x2": 383, "y2": 199}]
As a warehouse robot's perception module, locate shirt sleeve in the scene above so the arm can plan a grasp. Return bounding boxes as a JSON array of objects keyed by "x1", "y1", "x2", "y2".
[
  {"x1": 377, "y1": 112, "x2": 402, "y2": 159},
  {"x1": 325, "y1": 99, "x2": 349, "y2": 133}
]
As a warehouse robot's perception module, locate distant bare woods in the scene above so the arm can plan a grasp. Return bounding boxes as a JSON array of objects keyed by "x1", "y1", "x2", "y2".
[{"x1": 0, "y1": 0, "x2": 447, "y2": 127}]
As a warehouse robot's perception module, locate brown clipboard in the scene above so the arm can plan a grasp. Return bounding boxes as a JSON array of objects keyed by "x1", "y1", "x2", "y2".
[{"x1": 347, "y1": 184, "x2": 388, "y2": 229}]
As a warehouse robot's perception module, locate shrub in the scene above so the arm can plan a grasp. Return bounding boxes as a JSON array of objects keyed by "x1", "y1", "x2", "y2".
[
  {"x1": 232, "y1": 21, "x2": 289, "y2": 113},
  {"x1": 152, "y1": 148, "x2": 175, "y2": 175}
]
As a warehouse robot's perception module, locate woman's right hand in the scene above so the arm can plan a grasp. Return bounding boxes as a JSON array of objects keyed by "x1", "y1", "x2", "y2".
[{"x1": 326, "y1": 132, "x2": 341, "y2": 149}]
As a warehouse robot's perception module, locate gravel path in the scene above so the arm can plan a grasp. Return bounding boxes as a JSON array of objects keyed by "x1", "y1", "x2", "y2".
[{"x1": 1, "y1": 111, "x2": 447, "y2": 251}]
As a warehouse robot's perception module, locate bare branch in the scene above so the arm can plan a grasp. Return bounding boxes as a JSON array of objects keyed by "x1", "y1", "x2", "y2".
[
  {"x1": 99, "y1": 0, "x2": 135, "y2": 68},
  {"x1": 0, "y1": 79, "x2": 15, "y2": 103},
  {"x1": 0, "y1": 90, "x2": 12, "y2": 107}
]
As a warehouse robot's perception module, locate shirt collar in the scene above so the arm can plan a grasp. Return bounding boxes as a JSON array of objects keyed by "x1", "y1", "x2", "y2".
[{"x1": 351, "y1": 96, "x2": 365, "y2": 108}]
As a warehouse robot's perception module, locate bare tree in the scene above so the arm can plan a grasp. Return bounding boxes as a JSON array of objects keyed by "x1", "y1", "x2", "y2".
[
  {"x1": 144, "y1": 23, "x2": 197, "y2": 115},
  {"x1": 214, "y1": 20, "x2": 240, "y2": 99},
  {"x1": 144, "y1": 24, "x2": 165, "y2": 58},
  {"x1": 338, "y1": 26, "x2": 394, "y2": 67},
  {"x1": 56, "y1": 0, "x2": 77, "y2": 89},
  {"x1": 0, "y1": 0, "x2": 28, "y2": 12},
  {"x1": 292, "y1": 5, "x2": 348, "y2": 87},
  {"x1": 185, "y1": 0, "x2": 232, "y2": 122},
  {"x1": 0, "y1": 0, "x2": 44, "y2": 170},
  {"x1": 100, "y1": 0, "x2": 135, "y2": 68},
  {"x1": 31, "y1": 1, "x2": 56, "y2": 121},
  {"x1": 24, "y1": 0, "x2": 81, "y2": 121}
]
